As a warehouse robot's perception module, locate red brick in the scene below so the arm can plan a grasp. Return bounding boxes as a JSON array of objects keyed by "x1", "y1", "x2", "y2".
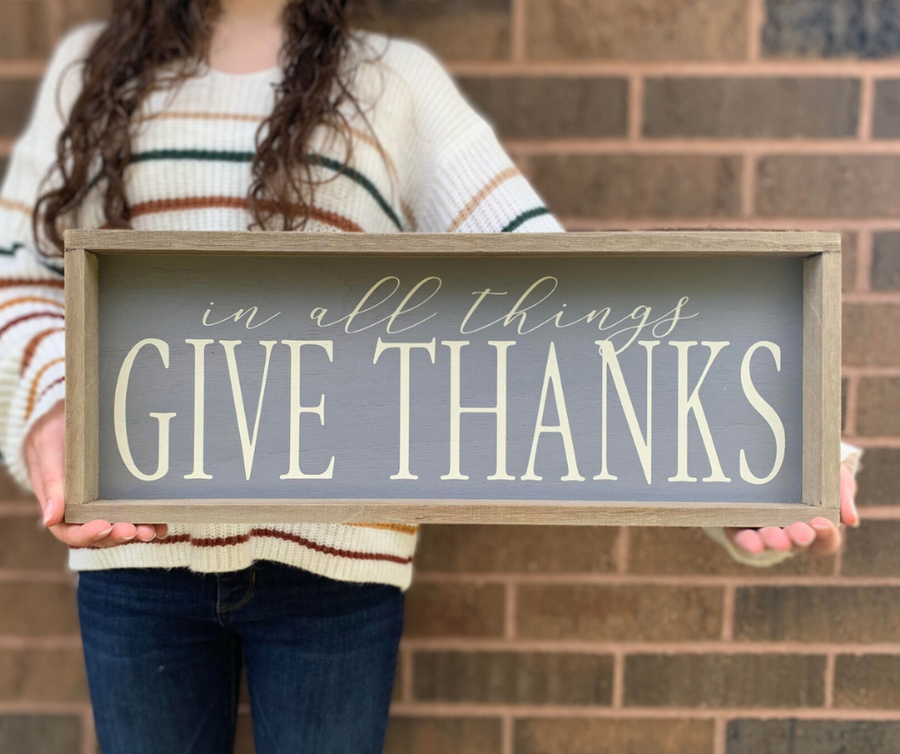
[
  {"x1": 363, "y1": 0, "x2": 510, "y2": 61},
  {"x1": 727, "y1": 719, "x2": 900, "y2": 754},
  {"x1": 0, "y1": 716, "x2": 81, "y2": 754},
  {"x1": 734, "y1": 586, "x2": 900, "y2": 643},
  {"x1": 624, "y1": 653, "x2": 826, "y2": 707},
  {"x1": 842, "y1": 305, "x2": 900, "y2": 366},
  {"x1": 517, "y1": 584, "x2": 722, "y2": 641},
  {"x1": 0, "y1": 582, "x2": 79, "y2": 635},
  {"x1": 404, "y1": 582, "x2": 505, "y2": 638},
  {"x1": 0, "y1": 515, "x2": 69, "y2": 570},
  {"x1": 384, "y1": 718, "x2": 502, "y2": 754},
  {"x1": 644, "y1": 78, "x2": 859, "y2": 138},
  {"x1": 763, "y1": 0, "x2": 900, "y2": 59},
  {"x1": 0, "y1": 80, "x2": 39, "y2": 138},
  {"x1": 413, "y1": 651, "x2": 613, "y2": 705},
  {"x1": 757, "y1": 156, "x2": 900, "y2": 217},
  {"x1": 234, "y1": 713, "x2": 255, "y2": 754},
  {"x1": 857, "y1": 448, "x2": 900, "y2": 506},
  {"x1": 525, "y1": 0, "x2": 747, "y2": 60},
  {"x1": 842, "y1": 521, "x2": 900, "y2": 576},
  {"x1": 0, "y1": 648, "x2": 88, "y2": 701},
  {"x1": 459, "y1": 77, "x2": 627, "y2": 139},
  {"x1": 516, "y1": 719, "x2": 715, "y2": 754},
  {"x1": 415, "y1": 525, "x2": 617, "y2": 574},
  {"x1": 856, "y1": 377, "x2": 900, "y2": 436},
  {"x1": 0, "y1": 2, "x2": 51, "y2": 59},
  {"x1": 841, "y1": 231, "x2": 857, "y2": 292},
  {"x1": 530, "y1": 154, "x2": 741, "y2": 218},
  {"x1": 63, "y1": 0, "x2": 112, "y2": 27},
  {"x1": 834, "y1": 654, "x2": 900, "y2": 708},
  {"x1": 0, "y1": 465, "x2": 30, "y2": 501},
  {"x1": 871, "y1": 232, "x2": 900, "y2": 290}
]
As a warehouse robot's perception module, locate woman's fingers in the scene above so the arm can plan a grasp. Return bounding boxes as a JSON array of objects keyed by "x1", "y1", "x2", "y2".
[
  {"x1": 728, "y1": 528, "x2": 765, "y2": 555},
  {"x1": 785, "y1": 521, "x2": 816, "y2": 549},
  {"x1": 809, "y1": 516, "x2": 843, "y2": 557},
  {"x1": 47, "y1": 519, "x2": 115, "y2": 548},
  {"x1": 24, "y1": 440, "x2": 47, "y2": 523},
  {"x1": 758, "y1": 526, "x2": 794, "y2": 551},
  {"x1": 840, "y1": 464, "x2": 860, "y2": 527},
  {"x1": 727, "y1": 520, "x2": 823, "y2": 556}
]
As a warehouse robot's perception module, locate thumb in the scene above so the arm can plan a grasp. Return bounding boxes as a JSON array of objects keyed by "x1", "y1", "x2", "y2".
[{"x1": 37, "y1": 424, "x2": 66, "y2": 528}]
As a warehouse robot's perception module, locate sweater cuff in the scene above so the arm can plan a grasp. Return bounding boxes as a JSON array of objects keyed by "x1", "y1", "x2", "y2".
[{"x1": 4, "y1": 328, "x2": 66, "y2": 492}]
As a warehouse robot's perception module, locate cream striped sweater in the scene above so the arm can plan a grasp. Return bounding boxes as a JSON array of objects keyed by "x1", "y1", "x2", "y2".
[{"x1": 0, "y1": 21, "x2": 861, "y2": 589}]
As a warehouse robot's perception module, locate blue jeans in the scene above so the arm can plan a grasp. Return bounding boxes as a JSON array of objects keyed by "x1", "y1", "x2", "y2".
[{"x1": 76, "y1": 560, "x2": 404, "y2": 754}]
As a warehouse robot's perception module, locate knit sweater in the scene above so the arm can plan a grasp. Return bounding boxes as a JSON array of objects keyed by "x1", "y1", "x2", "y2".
[{"x1": 0, "y1": 21, "x2": 861, "y2": 589}]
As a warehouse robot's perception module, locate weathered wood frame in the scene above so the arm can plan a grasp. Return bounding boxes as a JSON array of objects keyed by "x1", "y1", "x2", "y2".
[{"x1": 63, "y1": 229, "x2": 841, "y2": 527}]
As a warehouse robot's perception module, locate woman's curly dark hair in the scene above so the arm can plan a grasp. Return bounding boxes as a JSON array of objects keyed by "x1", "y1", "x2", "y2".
[{"x1": 33, "y1": 0, "x2": 385, "y2": 256}]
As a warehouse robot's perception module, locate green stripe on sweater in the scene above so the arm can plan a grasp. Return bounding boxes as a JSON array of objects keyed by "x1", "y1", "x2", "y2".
[
  {"x1": 501, "y1": 206, "x2": 551, "y2": 232},
  {"x1": 0, "y1": 242, "x2": 63, "y2": 277},
  {"x1": 88, "y1": 149, "x2": 404, "y2": 230}
]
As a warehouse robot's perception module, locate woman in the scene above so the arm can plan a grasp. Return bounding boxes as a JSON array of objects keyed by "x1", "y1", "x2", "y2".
[{"x1": 0, "y1": 0, "x2": 860, "y2": 751}]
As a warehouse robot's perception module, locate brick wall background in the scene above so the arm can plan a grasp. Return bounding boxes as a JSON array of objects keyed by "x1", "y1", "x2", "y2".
[{"x1": 1, "y1": 0, "x2": 899, "y2": 752}]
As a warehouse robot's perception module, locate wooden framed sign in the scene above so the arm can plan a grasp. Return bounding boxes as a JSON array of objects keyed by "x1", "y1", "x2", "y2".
[{"x1": 63, "y1": 229, "x2": 841, "y2": 527}]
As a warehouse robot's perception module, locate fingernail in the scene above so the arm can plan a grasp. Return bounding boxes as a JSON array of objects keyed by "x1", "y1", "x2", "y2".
[
  {"x1": 96, "y1": 526, "x2": 114, "y2": 539},
  {"x1": 122, "y1": 532, "x2": 137, "y2": 542},
  {"x1": 850, "y1": 498, "x2": 861, "y2": 528},
  {"x1": 43, "y1": 507, "x2": 51, "y2": 525},
  {"x1": 158, "y1": 531, "x2": 168, "y2": 540}
]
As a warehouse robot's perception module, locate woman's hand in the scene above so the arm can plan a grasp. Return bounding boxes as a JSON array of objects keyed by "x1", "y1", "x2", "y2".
[
  {"x1": 24, "y1": 399, "x2": 167, "y2": 547},
  {"x1": 725, "y1": 464, "x2": 858, "y2": 558}
]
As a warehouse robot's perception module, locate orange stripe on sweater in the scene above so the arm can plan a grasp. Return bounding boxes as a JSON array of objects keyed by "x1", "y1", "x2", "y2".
[
  {"x1": 26, "y1": 357, "x2": 64, "y2": 419},
  {"x1": 0, "y1": 296, "x2": 64, "y2": 313},
  {"x1": 129, "y1": 196, "x2": 364, "y2": 233},
  {"x1": 446, "y1": 166, "x2": 520, "y2": 232},
  {"x1": 348, "y1": 523, "x2": 419, "y2": 535},
  {"x1": 0, "y1": 197, "x2": 31, "y2": 216},
  {"x1": 21, "y1": 327, "x2": 64, "y2": 376}
]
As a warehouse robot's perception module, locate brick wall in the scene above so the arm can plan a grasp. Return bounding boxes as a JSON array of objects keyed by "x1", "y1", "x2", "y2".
[{"x1": 1, "y1": 0, "x2": 899, "y2": 752}]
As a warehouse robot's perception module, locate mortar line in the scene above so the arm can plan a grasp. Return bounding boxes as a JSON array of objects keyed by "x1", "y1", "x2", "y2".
[
  {"x1": 401, "y1": 645, "x2": 414, "y2": 704},
  {"x1": 413, "y1": 571, "x2": 900, "y2": 586},
  {"x1": 615, "y1": 526, "x2": 630, "y2": 573},
  {"x1": 741, "y1": 153, "x2": 757, "y2": 218},
  {"x1": 856, "y1": 228, "x2": 874, "y2": 292},
  {"x1": 502, "y1": 715, "x2": 514, "y2": 754},
  {"x1": 80, "y1": 706, "x2": 97, "y2": 754},
  {"x1": 505, "y1": 581, "x2": 517, "y2": 640},
  {"x1": 859, "y1": 74, "x2": 875, "y2": 141},
  {"x1": 714, "y1": 716, "x2": 728, "y2": 754},
  {"x1": 387, "y1": 703, "x2": 900, "y2": 720},
  {"x1": 843, "y1": 374, "x2": 859, "y2": 437},
  {"x1": 510, "y1": 0, "x2": 527, "y2": 63},
  {"x1": 447, "y1": 60, "x2": 900, "y2": 76},
  {"x1": 747, "y1": 0, "x2": 764, "y2": 61},
  {"x1": 503, "y1": 137, "x2": 900, "y2": 154},
  {"x1": 720, "y1": 583, "x2": 736, "y2": 641},
  {"x1": 628, "y1": 74, "x2": 644, "y2": 142},
  {"x1": 400, "y1": 638, "x2": 900, "y2": 653},
  {"x1": 612, "y1": 650, "x2": 625, "y2": 708},
  {"x1": 824, "y1": 653, "x2": 836, "y2": 708},
  {"x1": 554, "y1": 217, "x2": 900, "y2": 234}
]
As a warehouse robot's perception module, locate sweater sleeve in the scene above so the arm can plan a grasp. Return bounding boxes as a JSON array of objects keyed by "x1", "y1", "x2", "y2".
[
  {"x1": 0, "y1": 23, "x2": 100, "y2": 491},
  {"x1": 392, "y1": 39, "x2": 565, "y2": 234},
  {"x1": 702, "y1": 441, "x2": 865, "y2": 567}
]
